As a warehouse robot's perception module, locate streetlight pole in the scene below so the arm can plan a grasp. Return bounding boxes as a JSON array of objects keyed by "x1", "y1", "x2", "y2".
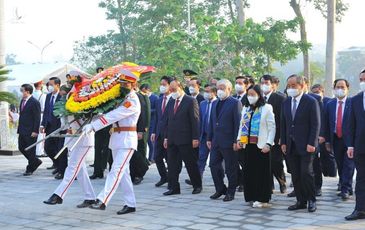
[
  {"x1": 187, "y1": 0, "x2": 191, "y2": 34},
  {"x1": 27, "y1": 40, "x2": 54, "y2": 63}
]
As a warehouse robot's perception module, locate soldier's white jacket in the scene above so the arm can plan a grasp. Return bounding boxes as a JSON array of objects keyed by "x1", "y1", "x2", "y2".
[
  {"x1": 66, "y1": 116, "x2": 95, "y2": 147},
  {"x1": 91, "y1": 90, "x2": 141, "y2": 151}
]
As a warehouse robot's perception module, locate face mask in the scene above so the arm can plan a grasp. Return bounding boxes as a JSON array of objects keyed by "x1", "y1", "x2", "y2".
[
  {"x1": 334, "y1": 89, "x2": 346, "y2": 98},
  {"x1": 160, "y1": 85, "x2": 167, "y2": 94},
  {"x1": 360, "y1": 82, "x2": 365, "y2": 92},
  {"x1": 287, "y1": 88, "x2": 299, "y2": 98},
  {"x1": 48, "y1": 85, "x2": 55, "y2": 93},
  {"x1": 203, "y1": 92, "x2": 212, "y2": 100},
  {"x1": 189, "y1": 86, "x2": 197, "y2": 95},
  {"x1": 261, "y1": 84, "x2": 271, "y2": 93},
  {"x1": 171, "y1": 92, "x2": 180, "y2": 100},
  {"x1": 217, "y1": 90, "x2": 227, "y2": 100},
  {"x1": 235, "y1": 84, "x2": 244, "y2": 93},
  {"x1": 247, "y1": 96, "x2": 259, "y2": 105}
]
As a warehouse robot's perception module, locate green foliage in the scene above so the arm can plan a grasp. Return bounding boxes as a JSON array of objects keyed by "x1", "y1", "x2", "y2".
[
  {"x1": 0, "y1": 66, "x2": 18, "y2": 105},
  {"x1": 308, "y1": 0, "x2": 349, "y2": 22}
]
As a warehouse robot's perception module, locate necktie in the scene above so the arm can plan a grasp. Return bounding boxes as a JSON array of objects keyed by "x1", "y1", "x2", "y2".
[
  {"x1": 162, "y1": 96, "x2": 167, "y2": 113},
  {"x1": 174, "y1": 99, "x2": 180, "y2": 114},
  {"x1": 204, "y1": 101, "x2": 211, "y2": 133},
  {"x1": 237, "y1": 95, "x2": 241, "y2": 100},
  {"x1": 291, "y1": 98, "x2": 297, "y2": 120},
  {"x1": 49, "y1": 95, "x2": 55, "y2": 117},
  {"x1": 264, "y1": 96, "x2": 267, "y2": 102},
  {"x1": 21, "y1": 99, "x2": 26, "y2": 111},
  {"x1": 336, "y1": 101, "x2": 343, "y2": 138}
]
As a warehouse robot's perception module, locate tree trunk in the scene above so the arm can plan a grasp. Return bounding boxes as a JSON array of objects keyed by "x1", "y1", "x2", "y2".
[
  {"x1": 227, "y1": 0, "x2": 235, "y2": 23},
  {"x1": 325, "y1": 0, "x2": 336, "y2": 95},
  {"x1": 290, "y1": 0, "x2": 310, "y2": 82},
  {"x1": 117, "y1": 0, "x2": 127, "y2": 60},
  {"x1": 236, "y1": 0, "x2": 245, "y2": 26}
]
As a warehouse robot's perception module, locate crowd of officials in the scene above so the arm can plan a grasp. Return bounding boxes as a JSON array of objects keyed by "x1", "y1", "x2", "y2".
[{"x1": 15, "y1": 67, "x2": 365, "y2": 220}]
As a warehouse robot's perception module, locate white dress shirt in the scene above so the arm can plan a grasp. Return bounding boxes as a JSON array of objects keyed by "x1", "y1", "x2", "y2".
[{"x1": 292, "y1": 92, "x2": 304, "y2": 110}]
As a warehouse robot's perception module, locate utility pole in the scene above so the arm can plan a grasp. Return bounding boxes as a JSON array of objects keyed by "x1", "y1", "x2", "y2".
[
  {"x1": 187, "y1": 0, "x2": 191, "y2": 33},
  {"x1": 27, "y1": 40, "x2": 54, "y2": 63},
  {"x1": 325, "y1": 0, "x2": 336, "y2": 95}
]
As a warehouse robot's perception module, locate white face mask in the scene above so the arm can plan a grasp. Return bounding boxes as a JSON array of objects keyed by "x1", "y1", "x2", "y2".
[
  {"x1": 48, "y1": 85, "x2": 55, "y2": 93},
  {"x1": 261, "y1": 84, "x2": 271, "y2": 93},
  {"x1": 247, "y1": 96, "x2": 259, "y2": 105},
  {"x1": 189, "y1": 86, "x2": 197, "y2": 95},
  {"x1": 171, "y1": 92, "x2": 180, "y2": 100},
  {"x1": 203, "y1": 92, "x2": 212, "y2": 100},
  {"x1": 217, "y1": 90, "x2": 227, "y2": 100},
  {"x1": 360, "y1": 82, "x2": 365, "y2": 92},
  {"x1": 287, "y1": 88, "x2": 299, "y2": 98},
  {"x1": 235, "y1": 84, "x2": 245, "y2": 93},
  {"x1": 160, "y1": 85, "x2": 167, "y2": 94},
  {"x1": 334, "y1": 89, "x2": 346, "y2": 98}
]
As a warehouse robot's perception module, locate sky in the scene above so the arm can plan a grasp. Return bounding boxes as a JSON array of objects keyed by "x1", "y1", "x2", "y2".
[{"x1": 3, "y1": 0, "x2": 364, "y2": 64}]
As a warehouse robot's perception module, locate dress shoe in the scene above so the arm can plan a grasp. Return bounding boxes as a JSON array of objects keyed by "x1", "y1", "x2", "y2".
[
  {"x1": 76, "y1": 200, "x2": 96, "y2": 208},
  {"x1": 185, "y1": 179, "x2": 192, "y2": 185},
  {"x1": 163, "y1": 189, "x2": 180, "y2": 196},
  {"x1": 155, "y1": 179, "x2": 167, "y2": 187},
  {"x1": 89, "y1": 164, "x2": 94, "y2": 167},
  {"x1": 341, "y1": 192, "x2": 350, "y2": 201},
  {"x1": 287, "y1": 190, "x2": 296, "y2": 197},
  {"x1": 32, "y1": 159, "x2": 42, "y2": 173},
  {"x1": 47, "y1": 165, "x2": 56, "y2": 170},
  {"x1": 52, "y1": 169, "x2": 59, "y2": 175},
  {"x1": 117, "y1": 205, "x2": 136, "y2": 215},
  {"x1": 280, "y1": 184, "x2": 287, "y2": 194},
  {"x1": 315, "y1": 189, "x2": 322, "y2": 197},
  {"x1": 43, "y1": 194, "x2": 63, "y2": 205},
  {"x1": 223, "y1": 194, "x2": 234, "y2": 202},
  {"x1": 192, "y1": 187, "x2": 202, "y2": 194},
  {"x1": 89, "y1": 174, "x2": 103, "y2": 180},
  {"x1": 337, "y1": 184, "x2": 341, "y2": 191},
  {"x1": 89, "y1": 199, "x2": 106, "y2": 210},
  {"x1": 288, "y1": 202, "x2": 307, "y2": 211},
  {"x1": 308, "y1": 200, "x2": 317, "y2": 212},
  {"x1": 54, "y1": 173, "x2": 64, "y2": 180},
  {"x1": 345, "y1": 210, "x2": 365, "y2": 221},
  {"x1": 237, "y1": 185, "x2": 244, "y2": 192},
  {"x1": 23, "y1": 171, "x2": 33, "y2": 176},
  {"x1": 133, "y1": 177, "x2": 143, "y2": 185},
  {"x1": 210, "y1": 190, "x2": 226, "y2": 200}
]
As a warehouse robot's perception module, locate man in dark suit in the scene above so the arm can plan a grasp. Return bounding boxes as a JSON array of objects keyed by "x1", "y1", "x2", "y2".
[
  {"x1": 183, "y1": 69, "x2": 197, "y2": 96},
  {"x1": 189, "y1": 77, "x2": 204, "y2": 105},
  {"x1": 324, "y1": 79, "x2": 354, "y2": 201},
  {"x1": 260, "y1": 74, "x2": 287, "y2": 193},
  {"x1": 130, "y1": 85, "x2": 151, "y2": 185},
  {"x1": 163, "y1": 80, "x2": 202, "y2": 195},
  {"x1": 40, "y1": 77, "x2": 64, "y2": 179},
  {"x1": 272, "y1": 76, "x2": 287, "y2": 98},
  {"x1": 151, "y1": 76, "x2": 174, "y2": 187},
  {"x1": 141, "y1": 84, "x2": 159, "y2": 162},
  {"x1": 207, "y1": 79, "x2": 242, "y2": 202},
  {"x1": 345, "y1": 70, "x2": 365, "y2": 221},
  {"x1": 281, "y1": 74, "x2": 320, "y2": 212},
  {"x1": 18, "y1": 84, "x2": 42, "y2": 176}
]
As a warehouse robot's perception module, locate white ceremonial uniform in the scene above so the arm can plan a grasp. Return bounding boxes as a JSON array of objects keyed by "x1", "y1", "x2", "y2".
[
  {"x1": 34, "y1": 90, "x2": 46, "y2": 157},
  {"x1": 91, "y1": 90, "x2": 141, "y2": 207},
  {"x1": 54, "y1": 116, "x2": 96, "y2": 200}
]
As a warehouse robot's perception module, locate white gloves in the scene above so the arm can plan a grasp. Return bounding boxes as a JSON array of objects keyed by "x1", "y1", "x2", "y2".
[{"x1": 82, "y1": 124, "x2": 94, "y2": 133}]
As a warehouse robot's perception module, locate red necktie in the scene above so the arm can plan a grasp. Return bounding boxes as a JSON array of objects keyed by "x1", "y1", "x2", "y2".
[
  {"x1": 162, "y1": 96, "x2": 167, "y2": 113},
  {"x1": 21, "y1": 99, "x2": 26, "y2": 111},
  {"x1": 336, "y1": 101, "x2": 343, "y2": 138},
  {"x1": 174, "y1": 99, "x2": 180, "y2": 114}
]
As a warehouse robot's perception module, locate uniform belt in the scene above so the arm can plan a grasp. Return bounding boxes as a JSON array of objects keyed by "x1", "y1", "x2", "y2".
[{"x1": 111, "y1": 127, "x2": 137, "y2": 133}]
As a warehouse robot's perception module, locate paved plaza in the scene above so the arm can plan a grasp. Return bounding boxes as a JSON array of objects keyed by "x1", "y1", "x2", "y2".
[{"x1": 0, "y1": 155, "x2": 364, "y2": 230}]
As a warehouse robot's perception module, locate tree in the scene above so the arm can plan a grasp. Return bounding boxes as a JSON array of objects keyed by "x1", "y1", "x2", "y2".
[
  {"x1": 325, "y1": 0, "x2": 336, "y2": 95},
  {"x1": 0, "y1": 66, "x2": 17, "y2": 104},
  {"x1": 5, "y1": 54, "x2": 21, "y2": 65}
]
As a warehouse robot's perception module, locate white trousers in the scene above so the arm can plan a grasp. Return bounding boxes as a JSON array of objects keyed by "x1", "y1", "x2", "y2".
[
  {"x1": 54, "y1": 146, "x2": 96, "y2": 200},
  {"x1": 97, "y1": 148, "x2": 135, "y2": 207},
  {"x1": 35, "y1": 133, "x2": 45, "y2": 156}
]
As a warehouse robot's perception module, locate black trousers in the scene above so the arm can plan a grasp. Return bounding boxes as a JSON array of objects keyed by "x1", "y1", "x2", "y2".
[
  {"x1": 271, "y1": 145, "x2": 286, "y2": 188},
  {"x1": 287, "y1": 143, "x2": 316, "y2": 202},
  {"x1": 313, "y1": 151, "x2": 323, "y2": 190},
  {"x1": 44, "y1": 126, "x2": 61, "y2": 168},
  {"x1": 319, "y1": 143, "x2": 337, "y2": 177},
  {"x1": 333, "y1": 136, "x2": 354, "y2": 194},
  {"x1": 237, "y1": 149, "x2": 244, "y2": 187},
  {"x1": 57, "y1": 133, "x2": 68, "y2": 175},
  {"x1": 154, "y1": 136, "x2": 168, "y2": 180},
  {"x1": 355, "y1": 153, "x2": 365, "y2": 212},
  {"x1": 18, "y1": 134, "x2": 39, "y2": 172},
  {"x1": 210, "y1": 146, "x2": 238, "y2": 196},
  {"x1": 93, "y1": 127, "x2": 111, "y2": 176},
  {"x1": 167, "y1": 143, "x2": 202, "y2": 190},
  {"x1": 130, "y1": 133, "x2": 149, "y2": 180}
]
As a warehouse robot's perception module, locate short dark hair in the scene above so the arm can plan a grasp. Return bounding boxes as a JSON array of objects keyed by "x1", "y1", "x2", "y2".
[
  {"x1": 204, "y1": 84, "x2": 217, "y2": 94},
  {"x1": 272, "y1": 76, "x2": 280, "y2": 85},
  {"x1": 190, "y1": 77, "x2": 201, "y2": 86},
  {"x1": 333, "y1": 79, "x2": 350, "y2": 88},
  {"x1": 49, "y1": 77, "x2": 61, "y2": 86},
  {"x1": 235, "y1": 76, "x2": 248, "y2": 84},
  {"x1": 303, "y1": 76, "x2": 309, "y2": 84},
  {"x1": 140, "y1": 83, "x2": 151, "y2": 90},
  {"x1": 260, "y1": 74, "x2": 273, "y2": 83},
  {"x1": 66, "y1": 74, "x2": 71, "y2": 78},
  {"x1": 172, "y1": 79, "x2": 184, "y2": 89},
  {"x1": 21, "y1": 84, "x2": 33, "y2": 94},
  {"x1": 96, "y1": 67, "x2": 104, "y2": 73},
  {"x1": 161, "y1": 75, "x2": 173, "y2": 84},
  {"x1": 244, "y1": 84, "x2": 265, "y2": 108},
  {"x1": 34, "y1": 82, "x2": 42, "y2": 88},
  {"x1": 311, "y1": 84, "x2": 324, "y2": 92},
  {"x1": 246, "y1": 75, "x2": 255, "y2": 85},
  {"x1": 287, "y1": 74, "x2": 304, "y2": 85}
]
